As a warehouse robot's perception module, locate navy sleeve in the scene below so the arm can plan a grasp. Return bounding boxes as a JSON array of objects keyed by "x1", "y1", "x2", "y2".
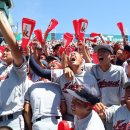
[{"x1": 29, "y1": 55, "x2": 51, "y2": 80}]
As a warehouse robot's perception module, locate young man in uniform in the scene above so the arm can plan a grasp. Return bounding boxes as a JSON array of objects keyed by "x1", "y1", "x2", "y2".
[
  {"x1": 64, "y1": 44, "x2": 128, "y2": 129},
  {"x1": 0, "y1": 11, "x2": 31, "y2": 129},
  {"x1": 113, "y1": 82, "x2": 130, "y2": 130},
  {"x1": 24, "y1": 82, "x2": 62, "y2": 130},
  {"x1": 57, "y1": 51, "x2": 100, "y2": 121},
  {"x1": 89, "y1": 44, "x2": 128, "y2": 130},
  {"x1": 67, "y1": 87, "x2": 105, "y2": 130}
]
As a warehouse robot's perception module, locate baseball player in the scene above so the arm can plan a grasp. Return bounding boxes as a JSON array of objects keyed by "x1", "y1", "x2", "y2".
[
  {"x1": 56, "y1": 51, "x2": 100, "y2": 121},
  {"x1": 88, "y1": 44, "x2": 128, "y2": 130},
  {"x1": 64, "y1": 44, "x2": 128, "y2": 129},
  {"x1": 0, "y1": 11, "x2": 32, "y2": 129},
  {"x1": 24, "y1": 82, "x2": 62, "y2": 130},
  {"x1": 113, "y1": 82, "x2": 130, "y2": 130},
  {"x1": 66, "y1": 87, "x2": 105, "y2": 130}
]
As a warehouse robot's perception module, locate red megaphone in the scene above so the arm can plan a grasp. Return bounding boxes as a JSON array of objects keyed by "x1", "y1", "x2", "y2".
[
  {"x1": 59, "y1": 33, "x2": 73, "y2": 56},
  {"x1": 73, "y1": 19, "x2": 80, "y2": 40},
  {"x1": 78, "y1": 18, "x2": 88, "y2": 41},
  {"x1": 58, "y1": 121, "x2": 74, "y2": 130},
  {"x1": 117, "y1": 22, "x2": 125, "y2": 36},
  {"x1": 90, "y1": 32, "x2": 100, "y2": 37},
  {"x1": 62, "y1": 32, "x2": 73, "y2": 48},
  {"x1": 22, "y1": 18, "x2": 36, "y2": 49},
  {"x1": 34, "y1": 29, "x2": 43, "y2": 45},
  {"x1": 46, "y1": 18, "x2": 58, "y2": 34},
  {"x1": 43, "y1": 18, "x2": 58, "y2": 43}
]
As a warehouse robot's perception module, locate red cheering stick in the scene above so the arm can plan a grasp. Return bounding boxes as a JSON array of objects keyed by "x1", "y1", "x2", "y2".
[
  {"x1": 90, "y1": 32, "x2": 100, "y2": 37},
  {"x1": 78, "y1": 18, "x2": 88, "y2": 41},
  {"x1": 59, "y1": 32, "x2": 74, "y2": 56},
  {"x1": 43, "y1": 18, "x2": 58, "y2": 43},
  {"x1": 117, "y1": 22, "x2": 127, "y2": 45},
  {"x1": 117, "y1": 22, "x2": 125, "y2": 36},
  {"x1": 34, "y1": 29, "x2": 43, "y2": 45},
  {"x1": 22, "y1": 18, "x2": 36, "y2": 50},
  {"x1": 62, "y1": 32, "x2": 73, "y2": 48},
  {"x1": 73, "y1": 19, "x2": 80, "y2": 40}
]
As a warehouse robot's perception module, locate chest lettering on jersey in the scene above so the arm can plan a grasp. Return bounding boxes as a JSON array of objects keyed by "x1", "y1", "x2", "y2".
[
  {"x1": 62, "y1": 82, "x2": 84, "y2": 93},
  {"x1": 113, "y1": 120, "x2": 127, "y2": 130},
  {"x1": 98, "y1": 79, "x2": 120, "y2": 88}
]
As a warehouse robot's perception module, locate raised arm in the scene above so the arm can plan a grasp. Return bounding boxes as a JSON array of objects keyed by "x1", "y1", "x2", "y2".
[
  {"x1": 0, "y1": 11, "x2": 23, "y2": 67},
  {"x1": 29, "y1": 55, "x2": 51, "y2": 80}
]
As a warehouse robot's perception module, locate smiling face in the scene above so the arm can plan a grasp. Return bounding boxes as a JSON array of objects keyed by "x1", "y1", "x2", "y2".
[
  {"x1": 97, "y1": 49, "x2": 111, "y2": 65},
  {"x1": 68, "y1": 51, "x2": 83, "y2": 68}
]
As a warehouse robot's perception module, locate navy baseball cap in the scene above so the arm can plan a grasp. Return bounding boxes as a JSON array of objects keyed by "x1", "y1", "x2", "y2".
[
  {"x1": 94, "y1": 44, "x2": 114, "y2": 54},
  {"x1": 67, "y1": 88, "x2": 100, "y2": 105},
  {"x1": 46, "y1": 56, "x2": 60, "y2": 63},
  {"x1": 124, "y1": 82, "x2": 130, "y2": 89},
  {"x1": 124, "y1": 43, "x2": 130, "y2": 52}
]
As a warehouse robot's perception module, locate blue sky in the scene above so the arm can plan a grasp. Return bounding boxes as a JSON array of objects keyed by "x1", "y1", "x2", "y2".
[{"x1": 11, "y1": 0, "x2": 130, "y2": 35}]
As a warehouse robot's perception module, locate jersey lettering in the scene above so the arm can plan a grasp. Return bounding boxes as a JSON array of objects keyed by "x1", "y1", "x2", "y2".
[{"x1": 98, "y1": 79, "x2": 120, "y2": 88}]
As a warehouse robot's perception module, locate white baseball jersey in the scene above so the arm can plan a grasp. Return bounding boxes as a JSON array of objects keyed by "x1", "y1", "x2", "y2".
[
  {"x1": 74, "y1": 110, "x2": 105, "y2": 130},
  {"x1": 84, "y1": 64, "x2": 128, "y2": 106},
  {"x1": 57, "y1": 70, "x2": 100, "y2": 116},
  {"x1": 25, "y1": 82, "x2": 62, "y2": 123},
  {"x1": 113, "y1": 105, "x2": 130, "y2": 130},
  {"x1": 0, "y1": 58, "x2": 32, "y2": 115}
]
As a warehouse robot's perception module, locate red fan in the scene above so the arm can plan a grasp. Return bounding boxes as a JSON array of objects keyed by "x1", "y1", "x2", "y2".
[
  {"x1": 34, "y1": 29, "x2": 43, "y2": 45},
  {"x1": 22, "y1": 18, "x2": 36, "y2": 49}
]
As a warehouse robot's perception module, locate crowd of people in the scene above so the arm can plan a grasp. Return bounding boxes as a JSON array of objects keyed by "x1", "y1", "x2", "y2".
[{"x1": 1, "y1": 11, "x2": 130, "y2": 130}]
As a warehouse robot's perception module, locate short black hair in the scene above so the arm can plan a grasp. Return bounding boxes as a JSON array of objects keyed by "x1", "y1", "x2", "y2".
[
  {"x1": 52, "y1": 44, "x2": 61, "y2": 51},
  {"x1": 0, "y1": 126, "x2": 13, "y2": 130}
]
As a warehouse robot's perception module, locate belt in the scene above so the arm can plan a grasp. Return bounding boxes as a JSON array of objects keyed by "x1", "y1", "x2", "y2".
[
  {"x1": 0, "y1": 114, "x2": 13, "y2": 122},
  {"x1": 0, "y1": 111, "x2": 22, "y2": 122},
  {"x1": 36, "y1": 116, "x2": 61, "y2": 122}
]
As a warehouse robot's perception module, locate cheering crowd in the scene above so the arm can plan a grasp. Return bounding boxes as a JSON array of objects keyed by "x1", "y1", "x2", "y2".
[{"x1": 1, "y1": 10, "x2": 130, "y2": 130}]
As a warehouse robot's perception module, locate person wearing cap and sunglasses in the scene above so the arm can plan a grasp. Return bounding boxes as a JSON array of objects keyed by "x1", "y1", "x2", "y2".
[{"x1": 66, "y1": 87, "x2": 105, "y2": 130}]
